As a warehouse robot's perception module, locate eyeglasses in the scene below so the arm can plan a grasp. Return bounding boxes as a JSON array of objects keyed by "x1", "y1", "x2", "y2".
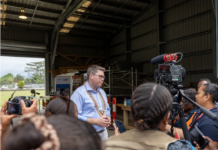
[{"x1": 94, "y1": 75, "x2": 106, "y2": 80}]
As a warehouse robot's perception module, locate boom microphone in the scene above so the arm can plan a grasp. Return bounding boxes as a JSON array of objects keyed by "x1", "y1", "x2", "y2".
[{"x1": 151, "y1": 53, "x2": 178, "y2": 64}]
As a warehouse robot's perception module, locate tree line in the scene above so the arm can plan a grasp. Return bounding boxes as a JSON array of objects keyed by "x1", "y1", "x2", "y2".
[{"x1": 0, "y1": 61, "x2": 45, "y2": 86}]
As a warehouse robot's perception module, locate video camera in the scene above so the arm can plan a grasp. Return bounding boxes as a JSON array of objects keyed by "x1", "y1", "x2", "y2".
[
  {"x1": 151, "y1": 52, "x2": 217, "y2": 142},
  {"x1": 7, "y1": 91, "x2": 32, "y2": 115},
  {"x1": 151, "y1": 52, "x2": 186, "y2": 96}
]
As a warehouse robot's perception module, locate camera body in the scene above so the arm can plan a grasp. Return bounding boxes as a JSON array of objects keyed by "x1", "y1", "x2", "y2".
[
  {"x1": 7, "y1": 96, "x2": 32, "y2": 115},
  {"x1": 154, "y1": 63, "x2": 186, "y2": 95}
]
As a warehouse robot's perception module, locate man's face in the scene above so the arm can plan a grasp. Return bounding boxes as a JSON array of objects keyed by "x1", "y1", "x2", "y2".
[{"x1": 90, "y1": 70, "x2": 105, "y2": 88}]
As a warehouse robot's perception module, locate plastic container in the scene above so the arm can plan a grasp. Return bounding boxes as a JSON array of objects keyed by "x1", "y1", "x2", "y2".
[
  {"x1": 124, "y1": 98, "x2": 127, "y2": 106},
  {"x1": 126, "y1": 98, "x2": 131, "y2": 106}
]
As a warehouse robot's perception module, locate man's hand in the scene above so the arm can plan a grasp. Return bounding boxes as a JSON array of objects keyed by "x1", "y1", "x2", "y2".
[
  {"x1": 106, "y1": 115, "x2": 111, "y2": 127},
  {"x1": 1, "y1": 101, "x2": 19, "y2": 130},
  {"x1": 96, "y1": 116, "x2": 111, "y2": 127},
  {"x1": 21, "y1": 99, "x2": 38, "y2": 115}
]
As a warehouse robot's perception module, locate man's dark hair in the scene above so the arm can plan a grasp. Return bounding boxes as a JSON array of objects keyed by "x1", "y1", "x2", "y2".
[
  {"x1": 3, "y1": 115, "x2": 103, "y2": 150},
  {"x1": 45, "y1": 97, "x2": 76, "y2": 117},
  {"x1": 131, "y1": 83, "x2": 172, "y2": 130},
  {"x1": 184, "y1": 88, "x2": 197, "y2": 102},
  {"x1": 202, "y1": 83, "x2": 218, "y2": 103}
]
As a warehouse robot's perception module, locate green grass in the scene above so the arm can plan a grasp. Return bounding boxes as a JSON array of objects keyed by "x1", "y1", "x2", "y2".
[{"x1": 0, "y1": 90, "x2": 45, "y2": 107}]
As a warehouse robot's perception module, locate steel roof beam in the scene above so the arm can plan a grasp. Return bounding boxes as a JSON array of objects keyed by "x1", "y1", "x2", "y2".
[
  {"x1": 2, "y1": 11, "x2": 57, "y2": 22},
  {"x1": 74, "y1": 12, "x2": 129, "y2": 23},
  {"x1": 78, "y1": 7, "x2": 132, "y2": 19},
  {"x1": 2, "y1": 2, "x2": 62, "y2": 14},
  {"x1": 65, "y1": 21, "x2": 118, "y2": 30},
  {"x1": 88, "y1": 0, "x2": 143, "y2": 12}
]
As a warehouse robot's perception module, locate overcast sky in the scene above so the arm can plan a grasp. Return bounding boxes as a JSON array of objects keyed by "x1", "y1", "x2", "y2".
[{"x1": 0, "y1": 56, "x2": 44, "y2": 78}]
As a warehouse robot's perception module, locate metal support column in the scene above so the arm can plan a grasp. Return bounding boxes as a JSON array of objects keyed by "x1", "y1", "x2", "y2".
[
  {"x1": 156, "y1": 0, "x2": 165, "y2": 55},
  {"x1": 215, "y1": 0, "x2": 218, "y2": 83},
  {"x1": 125, "y1": 22, "x2": 131, "y2": 62},
  {"x1": 135, "y1": 69, "x2": 137, "y2": 87},
  {"x1": 131, "y1": 68, "x2": 133, "y2": 92},
  {"x1": 108, "y1": 66, "x2": 111, "y2": 102}
]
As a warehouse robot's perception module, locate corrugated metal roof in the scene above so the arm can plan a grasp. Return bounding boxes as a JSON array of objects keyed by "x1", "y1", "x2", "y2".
[{"x1": 1, "y1": 0, "x2": 155, "y2": 36}]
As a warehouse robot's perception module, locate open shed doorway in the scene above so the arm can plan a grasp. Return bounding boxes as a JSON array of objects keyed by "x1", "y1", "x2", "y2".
[{"x1": 0, "y1": 56, "x2": 45, "y2": 107}]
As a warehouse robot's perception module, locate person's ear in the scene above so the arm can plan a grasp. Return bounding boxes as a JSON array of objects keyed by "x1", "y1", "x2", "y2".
[
  {"x1": 204, "y1": 93, "x2": 210, "y2": 101},
  {"x1": 163, "y1": 113, "x2": 170, "y2": 125}
]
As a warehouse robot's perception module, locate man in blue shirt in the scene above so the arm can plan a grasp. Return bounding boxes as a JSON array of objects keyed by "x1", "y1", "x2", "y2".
[{"x1": 70, "y1": 65, "x2": 111, "y2": 141}]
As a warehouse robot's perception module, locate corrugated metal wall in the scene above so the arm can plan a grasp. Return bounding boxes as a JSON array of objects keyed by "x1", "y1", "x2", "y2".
[
  {"x1": 55, "y1": 35, "x2": 106, "y2": 68},
  {"x1": 1, "y1": 29, "x2": 46, "y2": 58},
  {"x1": 1, "y1": 29, "x2": 45, "y2": 43},
  {"x1": 108, "y1": 0, "x2": 216, "y2": 87}
]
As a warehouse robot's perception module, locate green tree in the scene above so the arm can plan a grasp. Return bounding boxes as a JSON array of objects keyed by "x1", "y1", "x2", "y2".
[
  {"x1": 24, "y1": 61, "x2": 45, "y2": 84},
  {"x1": 24, "y1": 78, "x2": 32, "y2": 84},
  {"x1": 14, "y1": 74, "x2": 24, "y2": 83},
  {"x1": 17, "y1": 81, "x2": 25, "y2": 90},
  {"x1": 1, "y1": 73, "x2": 14, "y2": 85}
]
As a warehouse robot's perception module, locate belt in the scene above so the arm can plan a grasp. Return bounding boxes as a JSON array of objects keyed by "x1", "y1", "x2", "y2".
[{"x1": 97, "y1": 129, "x2": 105, "y2": 133}]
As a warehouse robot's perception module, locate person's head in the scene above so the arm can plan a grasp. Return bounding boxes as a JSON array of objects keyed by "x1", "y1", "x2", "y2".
[
  {"x1": 3, "y1": 114, "x2": 103, "y2": 150},
  {"x1": 45, "y1": 97, "x2": 78, "y2": 117},
  {"x1": 180, "y1": 88, "x2": 197, "y2": 113},
  {"x1": 131, "y1": 83, "x2": 172, "y2": 131},
  {"x1": 196, "y1": 83, "x2": 218, "y2": 108},
  {"x1": 197, "y1": 78, "x2": 211, "y2": 89},
  {"x1": 87, "y1": 65, "x2": 105, "y2": 88}
]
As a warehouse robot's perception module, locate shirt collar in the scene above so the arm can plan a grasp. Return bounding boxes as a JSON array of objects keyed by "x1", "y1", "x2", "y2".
[{"x1": 85, "y1": 82, "x2": 100, "y2": 93}]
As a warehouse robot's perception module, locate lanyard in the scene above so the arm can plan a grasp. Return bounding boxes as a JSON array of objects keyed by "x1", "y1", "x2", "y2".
[
  {"x1": 84, "y1": 84, "x2": 106, "y2": 117},
  {"x1": 189, "y1": 107, "x2": 216, "y2": 131}
]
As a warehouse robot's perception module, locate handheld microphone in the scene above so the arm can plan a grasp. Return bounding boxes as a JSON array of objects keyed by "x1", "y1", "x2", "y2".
[{"x1": 151, "y1": 53, "x2": 178, "y2": 64}]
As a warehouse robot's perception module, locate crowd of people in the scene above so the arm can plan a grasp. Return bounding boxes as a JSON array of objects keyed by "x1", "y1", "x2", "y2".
[{"x1": 1, "y1": 65, "x2": 218, "y2": 150}]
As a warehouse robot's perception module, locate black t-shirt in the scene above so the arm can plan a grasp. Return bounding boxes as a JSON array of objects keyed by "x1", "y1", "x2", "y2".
[{"x1": 190, "y1": 107, "x2": 218, "y2": 144}]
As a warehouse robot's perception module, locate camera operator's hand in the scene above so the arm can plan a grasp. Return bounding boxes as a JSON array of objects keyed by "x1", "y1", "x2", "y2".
[
  {"x1": 21, "y1": 99, "x2": 38, "y2": 115},
  {"x1": 1, "y1": 101, "x2": 19, "y2": 131},
  {"x1": 194, "y1": 136, "x2": 218, "y2": 150}
]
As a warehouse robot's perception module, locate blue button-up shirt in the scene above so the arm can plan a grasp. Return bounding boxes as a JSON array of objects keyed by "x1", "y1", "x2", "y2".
[{"x1": 70, "y1": 82, "x2": 111, "y2": 132}]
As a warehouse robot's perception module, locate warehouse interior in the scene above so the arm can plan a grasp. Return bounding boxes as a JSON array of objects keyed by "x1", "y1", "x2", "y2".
[{"x1": 1, "y1": 0, "x2": 218, "y2": 100}]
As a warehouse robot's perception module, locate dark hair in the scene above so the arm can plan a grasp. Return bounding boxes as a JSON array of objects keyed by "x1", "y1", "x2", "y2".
[
  {"x1": 202, "y1": 83, "x2": 218, "y2": 103},
  {"x1": 4, "y1": 115, "x2": 103, "y2": 150},
  {"x1": 131, "y1": 83, "x2": 172, "y2": 130},
  {"x1": 3, "y1": 122, "x2": 45, "y2": 150},
  {"x1": 199, "y1": 78, "x2": 211, "y2": 83},
  {"x1": 184, "y1": 88, "x2": 197, "y2": 102},
  {"x1": 45, "y1": 97, "x2": 76, "y2": 117}
]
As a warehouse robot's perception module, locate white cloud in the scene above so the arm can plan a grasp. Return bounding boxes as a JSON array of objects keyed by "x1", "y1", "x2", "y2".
[{"x1": 0, "y1": 56, "x2": 44, "y2": 78}]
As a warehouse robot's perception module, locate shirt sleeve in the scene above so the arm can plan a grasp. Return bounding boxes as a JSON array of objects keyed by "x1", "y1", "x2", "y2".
[
  {"x1": 168, "y1": 140, "x2": 195, "y2": 150},
  {"x1": 70, "y1": 92, "x2": 87, "y2": 121}
]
